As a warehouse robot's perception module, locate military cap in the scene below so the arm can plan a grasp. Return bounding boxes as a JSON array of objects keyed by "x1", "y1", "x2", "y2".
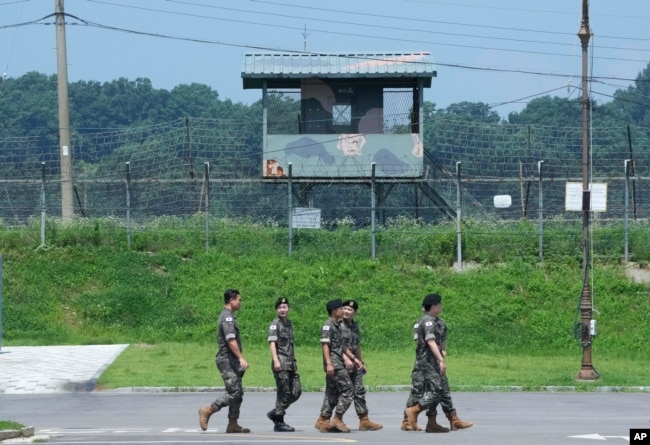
[
  {"x1": 275, "y1": 296, "x2": 290, "y2": 308},
  {"x1": 326, "y1": 298, "x2": 343, "y2": 312},
  {"x1": 342, "y1": 299, "x2": 359, "y2": 311},
  {"x1": 422, "y1": 293, "x2": 442, "y2": 306}
]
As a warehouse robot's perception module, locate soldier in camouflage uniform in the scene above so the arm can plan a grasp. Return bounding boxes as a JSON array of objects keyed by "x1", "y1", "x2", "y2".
[
  {"x1": 266, "y1": 297, "x2": 302, "y2": 432},
  {"x1": 198, "y1": 289, "x2": 251, "y2": 434},
  {"x1": 402, "y1": 293, "x2": 472, "y2": 433},
  {"x1": 340, "y1": 299, "x2": 383, "y2": 431},
  {"x1": 314, "y1": 299, "x2": 360, "y2": 433}
]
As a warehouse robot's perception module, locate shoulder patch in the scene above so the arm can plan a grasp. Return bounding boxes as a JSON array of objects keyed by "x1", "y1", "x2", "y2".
[
  {"x1": 425, "y1": 321, "x2": 433, "y2": 326},
  {"x1": 414, "y1": 323, "x2": 419, "y2": 329},
  {"x1": 225, "y1": 317, "x2": 233, "y2": 322},
  {"x1": 322, "y1": 325, "x2": 330, "y2": 331},
  {"x1": 269, "y1": 325, "x2": 277, "y2": 330}
]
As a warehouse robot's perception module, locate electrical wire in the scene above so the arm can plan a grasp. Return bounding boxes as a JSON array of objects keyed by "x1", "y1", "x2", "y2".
[
  {"x1": 0, "y1": 0, "x2": 30, "y2": 6},
  {"x1": 2, "y1": 1, "x2": 648, "y2": 116},
  {"x1": 85, "y1": 0, "x2": 650, "y2": 65},
  {"x1": 0, "y1": 0, "x2": 29, "y2": 95},
  {"x1": 247, "y1": 0, "x2": 650, "y2": 41},
  {"x1": 46, "y1": 12, "x2": 650, "y2": 89},
  {"x1": 488, "y1": 86, "x2": 569, "y2": 109},
  {"x1": 2, "y1": 6, "x2": 647, "y2": 86}
]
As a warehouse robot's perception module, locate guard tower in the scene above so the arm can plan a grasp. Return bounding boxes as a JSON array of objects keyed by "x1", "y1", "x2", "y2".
[{"x1": 242, "y1": 52, "x2": 450, "y2": 216}]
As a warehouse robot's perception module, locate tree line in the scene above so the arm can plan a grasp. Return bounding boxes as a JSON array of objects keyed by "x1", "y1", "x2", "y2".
[
  {"x1": 2, "y1": 62, "x2": 650, "y2": 134},
  {"x1": 1, "y1": 62, "x2": 650, "y2": 182}
]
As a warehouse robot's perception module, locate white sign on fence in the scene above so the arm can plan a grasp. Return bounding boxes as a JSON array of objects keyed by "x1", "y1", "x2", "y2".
[
  {"x1": 565, "y1": 182, "x2": 608, "y2": 212},
  {"x1": 292, "y1": 208, "x2": 321, "y2": 229},
  {"x1": 494, "y1": 195, "x2": 512, "y2": 208}
]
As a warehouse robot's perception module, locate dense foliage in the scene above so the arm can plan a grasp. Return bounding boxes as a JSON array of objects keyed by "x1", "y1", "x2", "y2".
[{"x1": 2, "y1": 61, "x2": 650, "y2": 147}]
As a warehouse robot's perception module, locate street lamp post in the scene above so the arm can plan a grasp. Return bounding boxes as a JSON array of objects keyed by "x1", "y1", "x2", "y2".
[{"x1": 576, "y1": 0, "x2": 599, "y2": 382}]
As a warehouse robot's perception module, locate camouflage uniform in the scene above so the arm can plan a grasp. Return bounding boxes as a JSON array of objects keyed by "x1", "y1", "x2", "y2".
[
  {"x1": 405, "y1": 313, "x2": 443, "y2": 412},
  {"x1": 268, "y1": 316, "x2": 302, "y2": 415},
  {"x1": 319, "y1": 317, "x2": 353, "y2": 417},
  {"x1": 427, "y1": 316, "x2": 455, "y2": 416},
  {"x1": 403, "y1": 294, "x2": 473, "y2": 432},
  {"x1": 210, "y1": 308, "x2": 245, "y2": 419},
  {"x1": 340, "y1": 318, "x2": 369, "y2": 416}
]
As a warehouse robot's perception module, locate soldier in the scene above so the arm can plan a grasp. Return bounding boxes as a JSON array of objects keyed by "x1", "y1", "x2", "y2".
[
  {"x1": 266, "y1": 297, "x2": 302, "y2": 432},
  {"x1": 198, "y1": 289, "x2": 251, "y2": 433},
  {"x1": 403, "y1": 293, "x2": 473, "y2": 433},
  {"x1": 427, "y1": 308, "x2": 473, "y2": 431},
  {"x1": 340, "y1": 299, "x2": 383, "y2": 431},
  {"x1": 314, "y1": 299, "x2": 359, "y2": 433}
]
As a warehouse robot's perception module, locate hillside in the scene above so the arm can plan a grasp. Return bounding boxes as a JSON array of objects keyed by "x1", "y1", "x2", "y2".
[{"x1": 1, "y1": 221, "x2": 648, "y2": 362}]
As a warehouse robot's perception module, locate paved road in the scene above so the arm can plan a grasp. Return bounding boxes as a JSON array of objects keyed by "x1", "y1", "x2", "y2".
[
  {"x1": 1, "y1": 391, "x2": 648, "y2": 444},
  {"x1": 0, "y1": 345, "x2": 648, "y2": 444}
]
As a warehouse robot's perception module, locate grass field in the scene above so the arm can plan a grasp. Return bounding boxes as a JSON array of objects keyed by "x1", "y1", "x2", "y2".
[
  {"x1": 2, "y1": 218, "x2": 649, "y2": 392},
  {"x1": 96, "y1": 343, "x2": 650, "y2": 391}
]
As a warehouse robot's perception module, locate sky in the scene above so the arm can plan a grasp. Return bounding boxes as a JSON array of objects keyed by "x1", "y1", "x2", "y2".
[{"x1": 1, "y1": 0, "x2": 650, "y2": 119}]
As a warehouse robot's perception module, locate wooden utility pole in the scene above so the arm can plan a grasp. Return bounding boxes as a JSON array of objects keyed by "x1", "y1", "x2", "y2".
[
  {"x1": 55, "y1": 0, "x2": 74, "y2": 219},
  {"x1": 576, "y1": 0, "x2": 599, "y2": 381}
]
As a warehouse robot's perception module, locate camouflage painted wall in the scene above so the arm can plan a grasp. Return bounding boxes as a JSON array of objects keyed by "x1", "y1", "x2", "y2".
[
  {"x1": 264, "y1": 133, "x2": 423, "y2": 178},
  {"x1": 264, "y1": 79, "x2": 423, "y2": 178}
]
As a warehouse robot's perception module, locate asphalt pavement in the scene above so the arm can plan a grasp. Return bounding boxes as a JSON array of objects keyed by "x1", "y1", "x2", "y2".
[{"x1": 0, "y1": 345, "x2": 649, "y2": 444}]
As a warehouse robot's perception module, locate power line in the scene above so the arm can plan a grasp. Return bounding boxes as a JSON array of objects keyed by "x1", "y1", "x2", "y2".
[
  {"x1": 167, "y1": 0, "x2": 578, "y2": 44},
  {"x1": 0, "y1": 0, "x2": 30, "y2": 7},
  {"x1": 52, "y1": 12, "x2": 647, "y2": 70},
  {"x1": 488, "y1": 86, "x2": 569, "y2": 110},
  {"x1": 2, "y1": 1, "x2": 648, "y2": 115},
  {"x1": 0, "y1": 0, "x2": 33, "y2": 97},
  {"x1": 1, "y1": 11, "x2": 637, "y2": 88},
  {"x1": 5, "y1": 2, "x2": 648, "y2": 71},
  {"x1": 92, "y1": 0, "x2": 650, "y2": 56},
  {"x1": 247, "y1": 0, "x2": 650, "y2": 42},
  {"x1": 0, "y1": 13, "x2": 53, "y2": 30}
]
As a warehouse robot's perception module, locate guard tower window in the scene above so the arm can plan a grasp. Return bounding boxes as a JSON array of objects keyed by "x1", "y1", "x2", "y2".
[{"x1": 333, "y1": 104, "x2": 352, "y2": 126}]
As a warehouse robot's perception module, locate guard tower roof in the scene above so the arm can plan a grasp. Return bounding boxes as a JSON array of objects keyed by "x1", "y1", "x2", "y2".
[{"x1": 242, "y1": 52, "x2": 436, "y2": 89}]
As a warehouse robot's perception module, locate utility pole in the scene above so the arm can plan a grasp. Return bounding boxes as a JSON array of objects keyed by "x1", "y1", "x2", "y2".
[
  {"x1": 55, "y1": 0, "x2": 74, "y2": 219},
  {"x1": 576, "y1": 0, "x2": 599, "y2": 381}
]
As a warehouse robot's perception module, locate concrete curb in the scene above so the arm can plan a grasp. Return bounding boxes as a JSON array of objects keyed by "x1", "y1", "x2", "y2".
[
  {"x1": 101, "y1": 385, "x2": 650, "y2": 393},
  {"x1": 0, "y1": 426, "x2": 34, "y2": 441}
]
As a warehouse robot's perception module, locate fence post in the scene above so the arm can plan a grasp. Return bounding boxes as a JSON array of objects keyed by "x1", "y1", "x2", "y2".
[
  {"x1": 624, "y1": 159, "x2": 632, "y2": 262},
  {"x1": 626, "y1": 125, "x2": 637, "y2": 220},
  {"x1": 40, "y1": 162, "x2": 46, "y2": 248},
  {"x1": 288, "y1": 163, "x2": 293, "y2": 256},
  {"x1": 370, "y1": 162, "x2": 376, "y2": 260},
  {"x1": 538, "y1": 160, "x2": 544, "y2": 261},
  {"x1": 455, "y1": 161, "x2": 463, "y2": 271},
  {"x1": 204, "y1": 162, "x2": 210, "y2": 251},
  {"x1": 125, "y1": 162, "x2": 131, "y2": 250}
]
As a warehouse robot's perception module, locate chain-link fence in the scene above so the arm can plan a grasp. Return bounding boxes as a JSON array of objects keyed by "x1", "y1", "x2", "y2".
[{"x1": 1, "y1": 117, "x2": 649, "y2": 261}]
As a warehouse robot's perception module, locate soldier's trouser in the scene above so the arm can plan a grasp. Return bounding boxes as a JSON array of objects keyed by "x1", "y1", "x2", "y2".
[
  {"x1": 273, "y1": 370, "x2": 302, "y2": 415},
  {"x1": 404, "y1": 368, "x2": 443, "y2": 412},
  {"x1": 319, "y1": 369, "x2": 354, "y2": 417},
  {"x1": 212, "y1": 360, "x2": 244, "y2": 419},
  {"x1": 426, "y1": 374, "x2": 455, "y2": 416},
  {"x1": 349, "y1": 369, "x2": 368, "y2": 416}
]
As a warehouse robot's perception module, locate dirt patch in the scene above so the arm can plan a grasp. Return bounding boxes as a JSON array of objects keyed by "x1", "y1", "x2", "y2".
[{"x1": 624, "y1": 262, "x2": 650, "y2": 283}]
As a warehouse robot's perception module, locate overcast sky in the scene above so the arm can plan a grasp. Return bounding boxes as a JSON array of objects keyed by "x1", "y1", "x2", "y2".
[{"x1": 1, "y1": 0, "x2": 649, "y2": 118}]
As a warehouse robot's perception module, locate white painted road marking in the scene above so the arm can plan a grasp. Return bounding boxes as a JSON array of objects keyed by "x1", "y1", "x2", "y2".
[{"x1": 569, "y1": 433, "x2": 629, "y2": 441}]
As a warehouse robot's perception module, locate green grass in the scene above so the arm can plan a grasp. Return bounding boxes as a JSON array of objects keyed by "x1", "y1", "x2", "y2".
[
  {"x1": 96, "y1": 343, "x2": 650, "y2": 391},
  {"x1": 2, "y1": 217, "x2": 649, "y2": 391},
  {"x1": 0, "y1": 420, "x2": 25, "y2": 430}
]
